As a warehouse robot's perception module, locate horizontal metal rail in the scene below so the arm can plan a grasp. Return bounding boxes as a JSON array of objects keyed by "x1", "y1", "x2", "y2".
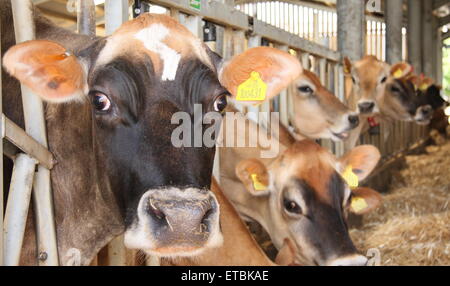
[
  {"x1": 2, "y1": 115, "x2": 55, "y2": 170},
  {"x1": 150, "y1": 0, "x2": 341, "y2": 61}
]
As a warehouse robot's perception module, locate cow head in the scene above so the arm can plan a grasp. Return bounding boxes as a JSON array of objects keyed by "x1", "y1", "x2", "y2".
[
  {"x1": 233, "y1": 141, "x2": 382, "y2": 266},
  {"x1": 291, "y1": 70, "x2": 359, "y2": 141},
  {"x1": 377, "y1": 62, "x2": 425, "y2": 122},
  {"x1": 410, "y1": 75, "x2": 445, "y2": 125},
  {"x1": 344, "y1": 56, "x2": 390, "y2": 115},
  {"x1": 3, "y1": 14, "x2": 300, "y2": 257}
]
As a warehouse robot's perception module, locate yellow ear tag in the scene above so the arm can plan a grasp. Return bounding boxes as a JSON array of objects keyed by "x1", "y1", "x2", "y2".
[
  {"x1": 251, "y1": 174, "x2": 268, "y2": 191},
  {"x1": 393, "y1": 69, "x2": 403, "y2": 79},
  {"x1": 236, "y1": 71, "x2": 267, "y2": 102},
  {"x1": 419, "y1": 83, "x2": 429, "y2": 91},
  {"x1": 342, "y1": 165, "x2": 359, "y2": 188},
  {"x1": 351, "y1": 197, "x2": 368, "y2": 213}
]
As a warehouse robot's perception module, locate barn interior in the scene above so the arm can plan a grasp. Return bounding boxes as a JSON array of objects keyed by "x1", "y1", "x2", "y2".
[{"x1": 1, "y1": 0, "x2": 450, "y2": 266}]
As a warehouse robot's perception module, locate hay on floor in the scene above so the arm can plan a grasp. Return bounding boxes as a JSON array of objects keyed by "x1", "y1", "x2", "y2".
[{"x1": 351, "y1": 141, "x2": 450, "y2": 266}]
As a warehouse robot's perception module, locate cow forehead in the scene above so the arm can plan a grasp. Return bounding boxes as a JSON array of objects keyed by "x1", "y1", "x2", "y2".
[
  {"x1": 276, "y1": 141, "x2": 338, "y2": 202},
  {"x1": 95, "y1": 14, "x2": 213, "y2": 78},
  {"x1": 354, "y1": 56, "x2": 388, "y2": 79}
]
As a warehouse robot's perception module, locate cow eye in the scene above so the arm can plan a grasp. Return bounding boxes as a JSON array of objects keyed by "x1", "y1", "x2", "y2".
[
  {"x1": 214, "y1": 94, "x2": 228, "y2": 112},
  {"x1": 380, "y1": 76, "x2": 387, "y2": 84},
  {"x1": 391, "y1": 86, "x2": 401, "y2": 93},
  {"x1": 298, "y1": 85, "x2": 313, "y2": 94},
  {"x1": 284, "y1": 199, "x2": 302, "y2": 215},
  {"x1": 91, "y1": 92, "x2": 111, "y2": 112}
]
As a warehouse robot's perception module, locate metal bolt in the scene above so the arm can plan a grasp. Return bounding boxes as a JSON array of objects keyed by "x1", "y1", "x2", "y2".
[
  {"x1": 38, "y1": 252, "x2": 48, "y2": 261},
  {"x1": 134, "y1": 8, "x2": 141, "y2": 15}
]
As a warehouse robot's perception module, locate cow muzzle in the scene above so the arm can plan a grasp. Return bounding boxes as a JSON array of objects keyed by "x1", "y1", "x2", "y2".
[
  {"x1": 414, "y1": 105, "x2": 433, "y2": 125},
  {"x1": 326, "y1": 254, "x2": 368, "y2": 266},
  {"x1": 124, "y1": 187, "x2": 222, "y2": 257}
]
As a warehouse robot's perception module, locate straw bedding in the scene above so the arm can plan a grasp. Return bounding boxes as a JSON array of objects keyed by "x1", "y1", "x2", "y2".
[{"x1": 350, "y1": 140, "x2": 450, "y2": 266}]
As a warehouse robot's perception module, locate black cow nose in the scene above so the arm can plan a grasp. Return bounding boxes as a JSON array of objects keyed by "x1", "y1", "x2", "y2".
[
  {"x1": 421, "y1": 106, "x2": 432, "y2": 116},
  {"x1": 358, "y1": 102, "x2": 375, "y2": 114},
  {"x1": 145, "y1": 189, "x2": 219, "y2": 248},
  {"x1": 348, "y1": 115, "x2": 360, "y2": 128}
]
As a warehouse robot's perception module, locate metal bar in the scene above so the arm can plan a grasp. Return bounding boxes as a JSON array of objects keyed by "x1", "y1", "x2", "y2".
[
  {"x1": 385, "y1": 0, "x2": 403, "y2": 64},
  {"x1": 0, "y1": 15, "x2": 3, "y2": 266},
  {"x1": 408, "y1": 0, "x2": 422, "y2": 72},
  {"x1": 10, "y1": 0, "x2": 59, "y2": 266},
  {"x1": 150, "y1": 0, "x2": 341, "y2": 62},
  {"x1": 337, "y1": 0, "x2": 365, "y2": 61},
  {"x1": 77, "y1": 0, "x2": 96, "y2": 36},
  {"x1": 3, "y1": 115, "x2": 54, "y2": 170},
  {"x1": 105, "y1": 0, "x2": 129, "y2": 35},
  {"x1": 3, "y1": 154, "x2": 37, "y2": 266}
]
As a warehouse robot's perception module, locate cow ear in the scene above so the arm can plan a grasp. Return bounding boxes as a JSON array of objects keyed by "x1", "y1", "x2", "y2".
[
  {"x1": 339, "y1": 145, "x2": 380, "y2": 182},
  {"x1": 343, "y1": 57, "x2": 352, "y2": 76},
  {"x1": 3, "y1": 40, "x2": 87, "y2": 103},
  {"x1": 348, "y1": 187, "x2": 382, "y2": 215},
  {"x1": 390, "y1": 62, "x2": 413, "y2": 79},
  {"x1": 420, "y1": 77, "x2": 434, "y2": 92},
  {"x1": 218, "y1": 47, "x2": 302, "y2": 106},
  {"x1": 235, "y1": 158, "x2": 271, "y2": 196}
]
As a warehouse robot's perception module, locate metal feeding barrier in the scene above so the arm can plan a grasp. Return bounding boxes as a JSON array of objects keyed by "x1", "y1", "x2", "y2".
[{"x1": 1, "y1": 0, "x2": 438, "y2": 266}]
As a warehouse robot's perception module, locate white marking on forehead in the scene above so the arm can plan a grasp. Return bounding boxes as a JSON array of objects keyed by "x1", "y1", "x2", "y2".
[{"x1": 134, "y1": 24, "x2": 181, "y2": 81}]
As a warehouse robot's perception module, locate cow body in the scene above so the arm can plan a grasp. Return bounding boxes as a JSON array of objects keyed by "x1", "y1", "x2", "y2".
[
  {"x1": 3, "y1": 1, "x2": 304, "y2": 265},
  {"x1": 219, "y1": 123, "x2": 382, "y2": 265}
]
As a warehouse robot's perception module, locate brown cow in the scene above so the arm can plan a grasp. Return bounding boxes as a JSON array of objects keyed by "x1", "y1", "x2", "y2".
[
  {"x1": 2, "y1": 1, "x2": 301, "y2": 265},
  {"x1": 344, "y1": 56, "x2": 431, "y2": 148},
  {"x1": 220, "y1": 135, "x2": 382, "y2": 266}
]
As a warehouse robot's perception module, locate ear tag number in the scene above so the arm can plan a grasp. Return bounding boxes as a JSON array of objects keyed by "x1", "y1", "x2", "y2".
[
  {"x1": 419, "y1": 83, "x2": 429, "y2": 91},
  {"x1": 351, "y1": 197, "x2": 368, "y2": 213},
  {"x1": 251, "y1": 173, "x2": 268, "y2": 191},
  {"x1": 236, "y1": 71, "x2": 267, "y2": 102},
  {"x1": 393, "y1": 69, "x2": 403, "y2": 79},
  {"x1": 342, "y1": 165, "x2": 359, "y2": 188}
]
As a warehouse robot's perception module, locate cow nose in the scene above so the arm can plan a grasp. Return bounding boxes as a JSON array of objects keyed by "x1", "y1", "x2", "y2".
[
  {"x1": 421, "y1": 105, "x2": 433, "y2": 117},
  {"x1": 358, "y1": 102, "x2": 375, "y2": 114},
  {"x1": 348, "y1": 115, "x2": 360, "y2": 128},
  {"x1": 327, "y1": 255, "x2": 368, "y2": 266},
  {"x1": 125, "y1": 188, "x2": 222, "y2": 256}
]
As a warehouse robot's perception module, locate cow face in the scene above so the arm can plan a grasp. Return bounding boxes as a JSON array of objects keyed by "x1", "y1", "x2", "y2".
[
  {"x1": 377, "y1": 63, "x2": 426, "y2": 123},
  {"x1": 344, "y1": 56, "x2": 390, "y2": 115},
  {"x1": 291, "y1": 70, "x2": 359, "y2": 141},
  {"x1": 3, "y1": 14, "x2": 300, "y2": 257},
  {"x1": 235, "y1": 141, "x2": 382, "y2": 266},
  {"x1": 410, "y1": 75, "x2": 445, "y2": 125}
]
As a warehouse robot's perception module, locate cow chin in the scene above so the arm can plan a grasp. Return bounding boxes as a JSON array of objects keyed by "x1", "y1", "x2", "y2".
[{"x1": 123, "y1": 187, "x2": 223, "y2": 258}]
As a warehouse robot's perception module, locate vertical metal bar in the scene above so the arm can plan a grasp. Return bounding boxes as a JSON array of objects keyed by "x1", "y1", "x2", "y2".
[
  {"x1": 337, "y1": 0, "x2": 365, "y2": 61},
  {"x1": 105, "y1": 0, "x2": 129, "y2": 35},
  {"x1": 77, "y1": 0, "x2": 96, "y2": 36},
  {"x1": 408, "y1": 0, "x2": 422, "y2": 73},
  {"x1": 3, "y1": 154, "x2": 36, "y2": 266},
  {"x1": 0, "y1": 15, "x2": 3, "y2": 266},
  {"x1": 10, "y1": 0, "x2": 59, "y2": 266},
  {"x1": 385, "y1": 0, "x2": 403, "y2": 64}
]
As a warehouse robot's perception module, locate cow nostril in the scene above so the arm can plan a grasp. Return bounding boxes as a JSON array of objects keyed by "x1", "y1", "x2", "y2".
[
  {"x1": 148, "y1": 201, "x2": 166, "y2": 221},
  {"x1": 348, "y1": 115, "x2": 360, "y2": 127},
  {"x1": 358, "y1": 102, "x2": 375, "y2": 113}
]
